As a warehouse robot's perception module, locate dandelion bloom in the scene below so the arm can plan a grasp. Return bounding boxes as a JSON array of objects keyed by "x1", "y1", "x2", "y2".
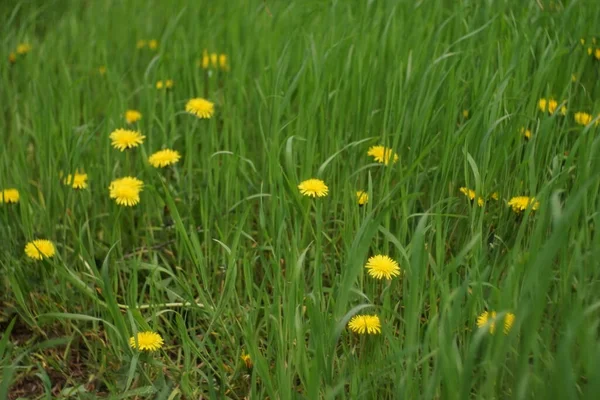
[
  {"x1": 538, "y1": 98, "x2": 547, "y2": 112},
  {"x1": 109, "y1": 129, "x2": 145, "y2": 151},
  {"x1": 219, "y1": 54, "x2": 229, "y2": 71},
  {"x1": 25, "y1": 239, "x2": 55, "y2": 260},
  {"x1": 356, "y1": 191, "x2": 368, "y2": 206},
  {"x1": 462, "y1": 109, "x2": 469, "y2": 119},
  {"x1": 185, "y1": 97, "x2": 215, "y2": 119},
  {"x1": 210, "y1": 53, "x2": 218, "y2": 67},
  {"x1": 129, "y1": 331, "x2": 164, "y2": 351},
  {"x1": 136, "y1": 40, "x2": 147, "y2": 49},
  {"x1": 490, "y1": 192, "x2": 499, "y2": 201},
  {"x1": 63, "y1": 172, "x2": 88, "y2": 189},
  {"x1": 98, "y1": 66, "x2": 107, "y2": 75},
  {"x1": 156, "y1": 80, "x2": 164, "y2": 89},
  {"x1": 574, "y1": 112, "x2": 593, "y2": 126},
  {"x1": 16, "y1": 43, "x2": 31, "y2": 55},
  {"x1": 240, "y1": 353, "x2": 253, "y2": 369},
  {"x1": 508, "y1": 196, "x2": 539, "y2": 213},
  {"x1": 367, "y1": 145, "x2": 399, "y2": 165},
  {"x1": 459, "y1": 187, "x2": 484, "y2": 207},
  {"x1": 125, "y1": 110, "x2": 142, "y2": 124},
  {"x1": 539, "y1": 98, "x2": 566, "y2": 115},
  {"x1": 348, "y1": 314, "x2": 381, "y2": 335},
  {"x1": 476, "y1": 311, "x2": 515, "y2": 335},
  {"x1": 148, "y1": 39, "x2": 158, "y2": 50},
  {"x1": 595, "y1": 49, "x2": 600, "y2": 60},
  {"x1": 201, "y1": 50, "x2": 210, "y2": 69},
  {"x1": 1, "y1": 188, "x2": 19, "y2": 204},
  {"x1": 165, "y1": 79, "x2": 174, "y2": 89},
  {"x1": 520, "y1": 127, "x2": 531, "y2": 140},
  {"x1": 365, "y1": 255, "x2": 401, "y2": 280},
  {"x1": 109, "y1": 177, "x2": 143, "y2": 206},
  {"x1": 148, "y1": 149, "x2": 181, "y2": 168},
  {"x1": 9, "y1": 52, "x2": 16, "y2": 63},
  {"x1": 298, "y1": 179, "x2": 328, "y2": 198}
]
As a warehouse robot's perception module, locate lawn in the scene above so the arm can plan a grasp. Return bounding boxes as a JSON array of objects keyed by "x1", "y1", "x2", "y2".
[{"x1": 1, "y1": 0, "x2": 600, "y2": 398}]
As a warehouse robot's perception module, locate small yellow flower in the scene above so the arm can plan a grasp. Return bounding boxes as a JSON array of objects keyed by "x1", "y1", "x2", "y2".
[
  {"x1": 98, "y1": 66, "x2": 107, "y2": 75},
  {"x1": 571, "y1": 74, "x2": 577, "y2": 82},
  {"x1": 367, "y1": 145, "x2": 399, "y2": 165},
  {"x1": 588, "y1": 47, "x2": 593, "y2": 56},
  {"x1": 539, "y1": 98, "x2": 566, "y2": 115},
  {"x1": 240, "y1": 353, "x2": 253, "y2": 369},
  {"x1": 148, "y1": 149, "x2": 181, "y2": 168},
  {"x1": 16, "y1": 43, "x2": 31, "y2": 55},
  {"x1": 219, "y1": 54, "x2": 229, "y2": 71},
  {"x1": 129, "y1": 331, "x2": 164, "y2": 351},
  {"x1": 574, "y1": 112, "x2": 593, "y2": 126},
  {"x1": 185, "y1": 97, "x2": 215, "y2": 119},
  {"x1": 1, "y1": 188, "x2": 19, "y2": 204},
  {"x1": 109, "y1": 177, "x2": 144, "y2": 207},
  {"x1": 348, "y1": 314, "x2": 381, "y2": 335},
  {"x1": 25, "y1": 239, "x2": 56, "y2": 260},
  {"x1": 125, "y1": 110, "x2": 142, "y2": 124},
  {"x1": 109, "y1": 128, "x2": 145, "y2": 151},
  {"x1": 462, "y1": 109, "x2": 469, "y2": 118},
  {"x1": 538, "y1": 98, "x2": 547, "y2": 112},
  {"x1": 459, "y1": 187, "x2": 484, "y2": 207},
  {"x1": 210, "y1": 53, "x2": 218, "y2": 68},
  {"x1": 520, "y1": 127, "x2": 531, "y2": 140},
  {"x1": 136, "y1": 40, "x2": 147, "y2": 49},
  {"x1": 156, "y1": 80, "x2": 173, "y2": 89},
  {"x1": 356, "y1": 191, "x2": 368, "y2": 206},
  {"x1": 165, "y1": 79, "x2": 174, "y2": 89},
  {"x1": 595, "y1": 49, "x2": 600, "y2": 60},
  {"x1": 548, "y1": 99, "x2": 558, "y2": 114},
  {"x1": 298, "y1": 179, "x2": 328, "y2": 198},
  {"x1": 507, "y1": 196, "x2": 539, "y2": 213},
  {"x1": 156, "y1": 80, "x2": 164, "y2": 89},
  {"x1": 8, "y1": 52, "x2": 16, "y2": 63},
  {"x1": 63, "y1": 172, "x2": 88, "y2": 189},
  {"x1": 201, "y1": 49, "x2": 210, "y2": 69},
  {"x1": 476, "y1": 311, "x2": 515, "y2": 335},
  {"x1": 490, "y1": 192, "x2": 499, "y2": 201},
  {"x1": 580, "y1": 38, "x2": 585, "y2": 46},
  {"x1": 148, "y1": 39, "x2": 158, "y2": 50},
  {"x1": 365, "y1": 255, "x2": 401, "y2": 280}
]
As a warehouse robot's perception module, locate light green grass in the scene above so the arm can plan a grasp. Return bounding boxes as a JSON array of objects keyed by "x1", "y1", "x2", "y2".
[{"x1": 2, "y1": 0, "x2": 600, "y2": 398}]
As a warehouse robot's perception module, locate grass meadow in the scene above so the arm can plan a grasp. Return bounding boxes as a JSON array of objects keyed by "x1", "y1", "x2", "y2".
[{"x1": 2, "y1": 0, "x2": 600, "y2": 398}]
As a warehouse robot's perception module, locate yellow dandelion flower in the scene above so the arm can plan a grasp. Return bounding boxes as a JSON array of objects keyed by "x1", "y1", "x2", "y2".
[
  {"x1": 459, "y1": 187, "x2": 484, "y2": 207},
  {"x1": 210, "y1": 53, "x2": 218, "y2": 68},
  {"x1": 219, "y1": 54, "x2": 229, "y2": 71},
  {"x1": 148, "y1": 149, "x2": 181, "y2": 168},
  {"x1": 148, "y1": 39, "x2": 158, "y2": 50},
  {"x1": 109, "y1": 128, "x2": 145, "y2": 151},
  {"x1": 462, "y1": 109, "x2": 469, "y2": 118},
  {"x1": 595, "y1": 49, "x2": 600, "y2": 60},
  {"x1": 9, "y1": 52, "x2": 16, "y2": 63},
  {"x1": 490, "y1": 192, "x2": 499, "y2": 201},
  {"x1": 356, "y1": 191, "x2": 368, "y2": 206},
  {"x1": 1, "y1": 188, "x2": 19, "y2": 204},
  {"x1": 129, "y1": 331, "x2": 164, "y2": 351},
  {"x1": 507, "y1": 196, "x2": 539, "y2": 213},
  {"x1": 201, "y1": 49, "x2": 210, "y2": 69},
  {"x1": 156, "y1": 80, "x2": 164, "y2": 89},
  {"x1": 109, "y1": 177, "x2": 144, "y2": 207},
  {"x1": 580, "y1": 38, "x2": 585, "y2": 46},
  {"x1": 136, "y1": 40, "x2": 147, "y2": 49},
  {"x1": 16, "y1": 43, "x2": 31, "y2": 55},
  {"x1": 365, "y1": 255, "x2": 401, "y2": 280},
  {"x1": 588, "y1": 47, "x2": 593, "y2": 55},
  {"x1": 348, "y1": 314, "x2": 381, "y2": 335},
  {"x1": 476, "y1": 311, "x2": 515, "y2": 335},
  {"x1": 574, "y1": 112, "x2": 593, "y2": 126},
  {"x1": 538, "y1": 98, "x2": 547, "y2": 112},
  {"x1": 63, "y1": 172, "x2": 88, "y2": 189},
  {"x1": 98, "y1": 66, "x2": 107, "y2": 75},
  {"x1": 520, "y1": 127, "x2": 531, "y2": 140},
  {"x1": 571, "y1": 74, "x2": 577, "y2": 82},
  {"x1": 125, "y1": 110, "x2": 142, "y2": 124},
  {"x1": 240, "y1": 353, "x2": 253, "y2": 369},
  {"x1": 25, "y1": 239, "x2": 55, "y2": 260},
  {"x1": 165, "y1": 79, "x2": 174, "y2": 89},
  {"x1": 298, "y1": 178, "x2": 328, "y2": 198},
  {"x1": 367, "y1": 145, "x2": 399, "y2": 165},
  {"x1": 185, "y1": 97, "x2": 215, "y2": 119}
]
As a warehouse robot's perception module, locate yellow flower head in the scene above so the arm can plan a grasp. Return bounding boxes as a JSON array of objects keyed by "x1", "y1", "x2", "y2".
[
  {"x1": 129, "y1": 331, "x2": 164, "y2": 351},
  {"x1": 156, "y1": 80, "x2": 164, "y2": 89},
  {"x1": 148, "y1": 39, "x2": 158, "y2": 50},
  {"x1": 508, "y1": 196, "x2": 539, "y2": 213},
  {"x1": 348, "y1": 314, "x2": 381, "y2": 335},
  {"x1": 1, "y1": 188, "x2": 19, "y2": 204},
  {"x1": 595, "y1": 49, "x2": 600, "y2": 60},
  {"x1": 148, "y1": 149, "x2": 181, "y2": 168},
  {"x1": 538, "y1": 98, "x2": 547, "y2": 112},
  {"x1": 201, "y1": 49, "x2": 210, "y2": 69},
  {"x1": 9, "y1": 52, "x2": 16, "y2": 63},
  {"x1": 240, "y1": 353, "x2": 253, "y2": 369},
  {"x1": 136, "y1": 40, "x2": 147, "y2": 49},
  {"x1": 574, "y1": 112, "x2": 593, "y2": 126},
  {"x1": 459, "y1": 187, "x2": 484, "y2": 207},
  {"x1": 109, "y1": 129, "x2": 145, "y2": 151},
  {"x1": 219, "y1": 54, "x2": 229, "y2": 71},
  {"x1": 16, "y1": 43, "x2": 31, "y2": 55},
  {"x1": 98, "y1": 66, "x2": 107, "y2": 75},
  {"x1": 109, "y1": 177, "x2": 144, "y2": 207},
  {"x1": 165, "y1": 79, "x2": 174, "y2": 89},
  {"x1": 462, "y1": 109, "x2": 469, "y2": 119},
  {"x1": 63, "y1": 172, "x2": 88, "y2": 189},
  {"x1": 298, "y1": 179, "x2": 328, "y2": 198},
  {"x1": 476, "y1": 311, "x2": 515, "y2": 335},
  {"x1": 520, "y1": 127, "x2": 531, "y2": 140},
  {"x1": 356, "y1": 191, "x2": 368, "y2": 206},
  {"x1": 185, "y1": 97, "x2": 215, "y2": 119},
  {"x1": 365, "y1": 254, "x2": 401, "y2": 280},
  {"x1": 25, "y1": 239, "x2": 56, "y2": 260},
  {"x1": 125, "y1": 110, "x2": 142, "y2": 124},
  {"x1": 210, "y1": 53, "x2": 218, "y2": 68},
  {"x1": 367, "y1": 145, "x2": 399, "y2": 165},
  {"x1": 490, "y1": 192, "x2": 499, "y2": 201},
  {"x1": 588, "y1": 47, "x2": 593, "y2": 56}
]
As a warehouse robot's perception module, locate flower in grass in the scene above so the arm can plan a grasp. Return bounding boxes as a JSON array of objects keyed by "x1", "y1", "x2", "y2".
[
  {"x1": 240, "y1": 353, "x2": 253, "y2": 369},
  {"x1": 125, "y1": 110, "x2": 142, "y2": 124},
  {"x1": 148, "y1": 149, "x2": 181, "y2": 168},
  {"x1": 219, "y1": 54, "x2": 229, "y2": 71},
  {"x1": 459, "y1": 187, "x2": 484, "y2": 207},
  {"x1": 462, "y1": 109, "x2": 469, "y2": 119},
  {"x1": 365, "y1": 255, "x2": 401, "y2": 280},
  {"x1": 148, "y1": 39, "x2": 158, "y2": 50},
  {"x1": 136, "y1": 40, "x2": 147, "y2": 49},
  {"x1": 520, "y1": 127, "x2": 531, "y2": 140},
  {"x1": 367, "y1": 145, "x2": 399, "y2": 165},
  {"x1": 200, "y1": 49, "x2": 210, "y2": 69},
  {"x1": 348, "y1": 314, "x2": 381, "y2": 335},
  {"x1": 109, "y1": 177, "x2": 143, "y2": 207},
  {"x1": 129, "y1": 331, "x2": 164, "y2": 351},
  {"x1": 63, "y1": 172, "x2": 88, "y2": 189},
  {"x1": 588, "y1": 47, "x2": 593, "y2": 56},
  {"x1": 1, "y1": 188, "x2": 19, "y2": 204},
  {"x1": 210, "y1": 53, "x2": 218, "y2": 67},
  {"x1": 298, "y1": 179, "x2": 328, "y2": 198},
  {"x1": 98, "y1": 66, "x2": 107, "y2": 75},
  {"x1": 538, "y1": 98, "x2": 566, "y2": 115},
  {"x1": 574, "y1": 112, "x2": 593, "y2": 126},
  {"x1": 109, "y1": 128, "x2": 145, "y2": 151},
  {"x1": 25, "y1": 239, "x2": 55, "y2": 260},
  {"x1": 507, "y1": 196, "x2": 539, "y2": 213},
  {"x1": 185, "y1": 97, "x2": 215, "y2": 119},
  {"x1": 476, "y1": 311, "x2": 515, "y2": 335},
  {"x1": 9, "y1": 52, "x2": 16, "y2": 63},
  {"x1": 356, "y1": 191, "x2": 368, "y2": 206},
  {"x1": 489, "y1": 192, "x2": 499, "y2": 201},
  {"x1": 16, "y1": 43, "x2": 31, "y2": 55},
  {"x1": 156, "y1": 80, "x2": 174, "y2": 90}
]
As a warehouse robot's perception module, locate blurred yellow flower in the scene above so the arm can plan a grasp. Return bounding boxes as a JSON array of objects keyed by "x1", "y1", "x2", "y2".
[
  {"x1": 462, "y1": 109, "x2": 469, "y2": 118},
  {"x1": 574, "y1": 112, "x2": 593, "y2": 126},
  {"x1": 219, "y1": 54, "x2": 229, "y2": 71},
  {"x1": 459, "y1": 187, "x2": 484, "y2": 206},
  {"x1": 109, "y1": 177, "x2": 144, "y2": 207},
  {"x1": 1, "y1": 188, "x2": 19, "y2": 204},
  {"x1": 136, "y1": 40, "x2": 147, "y2": 49},
  {"x1": 25, "y1": 239, "x2": 55, "y2": 260},
  {"x1": 356, "y1": 191, "x2": 368, "y2": 206},
  {"x1": 365, "y1": 255, "x2": 401, "y2": 280},
  {"x1": 520, "y1": 127, "x2": 531, "y2": 140},
  {"x1": 348, "y1": 314, "x2": 381, "y2": 335},
  {"x1": 298, "y1": 179, "x2": 328, "y2": 198},
  {"x1": 109, "y1": 129, "x2": 145, "y2": 151},
  {"x1": 367, "y1": 145, "x2": 399, "y2": 165},
  {"x1": 148, "y1": 149, "x2": 181, "y2": 168},
  {"x1": 210, "y1": 53, "x2": 218, "y2": 67},
  {"x1": 8, "y1": 52, "x2": 16, "y2": 63},
  {"x1": 63, "y1": 172, "x2": 88, "y2": 189},
  {"x1": 16, "y1": 43, "x2": 31, "y2": 55},
  {"x1": 539, "y1": 98, "x2": 566, "y2": 115},
  {"x1": 129, "y1": 331, "x2": 163, "y2": 351},
  {"x1": 148, "y1": 39, "x2": 158, "y2": 50},
  {"x1": 476, "y1": 311, "x2": 515, "y2": 335},
  {"x1": 240, "y1": 353, "x2": 253, "y2": 369},
  {"x1": 185, "y1": 97, "x2": 214, "y2": 119},
  {"x1": 98, "y1": 66, "x2": 107, "y2": 75},
  {"x1": 508, "y1": 196, "x2": 539, "y2": 213},
  {"x1": 125, "y1": 110, "x2": 142, "y2": 124}
]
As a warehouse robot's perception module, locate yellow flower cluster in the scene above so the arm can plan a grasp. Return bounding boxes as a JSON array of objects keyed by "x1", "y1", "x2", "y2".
[
  {"x1": 476, "y1": 311, "x2": 515, "y2": 335},
  {"x1": 538, "y1": 98, "x2": 566, "y2": 115},
  {"x1": 8, "y1": 42, "x2": 31, "y2": 64},
  {"x1": 137, "y1": 39, "x2": 158, "y2": 50},
  {"x1": 199, "y1": 50, "x2": 229, "y2": 71},
  {"x1": 156, "y1": 79, "x2": 174, "y2": 90}
]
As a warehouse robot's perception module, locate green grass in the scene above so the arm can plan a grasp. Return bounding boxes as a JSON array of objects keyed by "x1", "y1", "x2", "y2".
[{"x1": 2, "y1": 0, "x2": 600, "y2": 398}]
